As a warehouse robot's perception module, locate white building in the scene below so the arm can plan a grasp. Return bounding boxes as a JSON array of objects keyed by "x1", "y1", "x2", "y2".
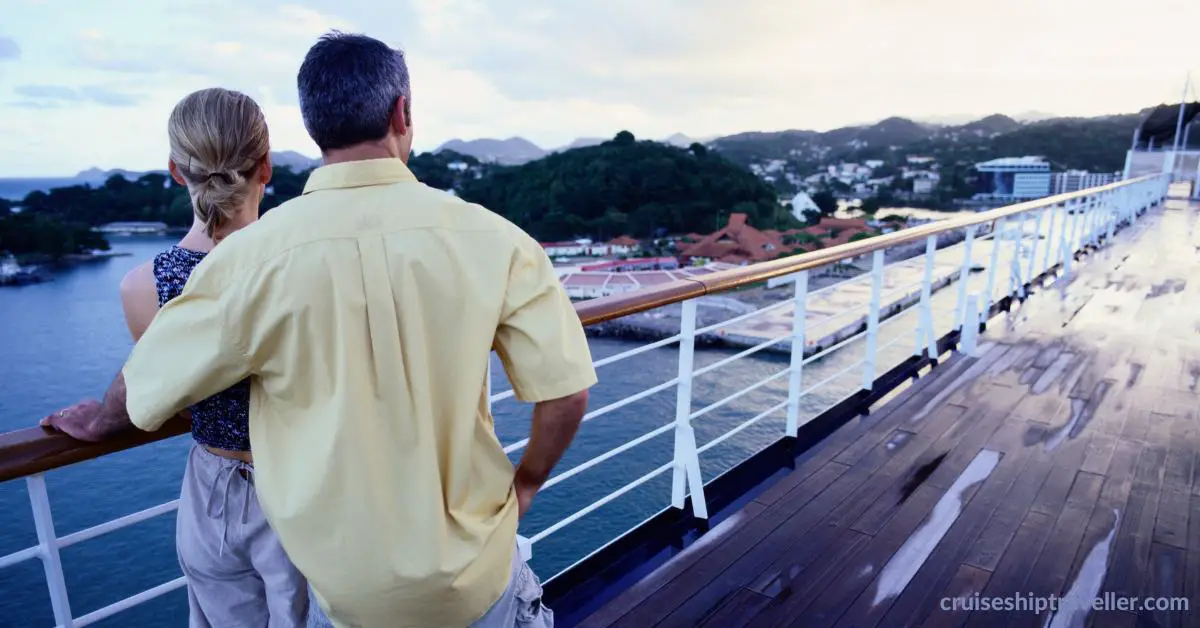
[
  {"x1": 541, "y1": 240, "x2": 590, "y2": 256},
  {"x1": 96, "y1": 221, "x2": 168, "y2": 234},
  {"x1": 864, "y1": 159, "x2": 885, "y2": 169},
  {"x1": 973, "y1": 156, "x2": 1052, "y2": 201},
  {"x1": 1052, "y1": 170, "x2": 1118, "y2": 194},
  {"x1": 912, "y1": 178, "x2": 936, "y2": 196},
  {"x1": 790, "y1": 192, "x2": 821, "y2": 221}
]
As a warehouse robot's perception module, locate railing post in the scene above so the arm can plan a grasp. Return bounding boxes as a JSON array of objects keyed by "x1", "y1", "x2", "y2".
[
  {"x1": 914, "y1": 235, "x2": 938, "y2": 360},
  {"x1": 1009, "y1": 215, "x2": 1026, "y2": 298},
  {"x1": 671, "y1": 300, "x2": 707, "y2": 519},
  {"x1": 961, "y1": 294, "x2": 980, "y2": 355},
  {"x1": 784, "y1": 271, "x2": 809, "y2": 436},
  {"x1": 862, "y1": 249, "x2": 884, "y2": 391},
  {"x1": 1080, "y1": 195, "x2": 1093, "y2": 247},
  {"x1": 28, "y1": 474, "x2": 73, "y2": 627},
  {"x1": 982, "y1": 218, "x2": 1003, "y2": 322},
  {"x1": 1042, "y1": 204, "x2": 1058, "y2": 272},
  {"x1": 1026, "y1": 209, "x2": 1043, "y2": 282},
  {"x1": 1105, "y1": 191, "x2": 1116, "y2": 243},
  {"x1": 953, "y1": 225, "x2": 977, "y2": 330},
  {"x1": 1060, "y1": 199, "x2": 1075, "y2": 276}
]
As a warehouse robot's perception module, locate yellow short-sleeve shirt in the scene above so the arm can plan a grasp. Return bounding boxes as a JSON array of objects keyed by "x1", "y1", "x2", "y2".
[{"x1": 122, "y1": 158, "x2": 598, "y2": 627}]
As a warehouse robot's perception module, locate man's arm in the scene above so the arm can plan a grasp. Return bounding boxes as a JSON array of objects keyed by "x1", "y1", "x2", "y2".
[
  {"x1": 513, "y1": 390, "x2": 589, "y2": 518},
  {"x1": 41, "y1": 372, "x2": 133, "y2": 442},
  {"x1": 42, "y1": 241, "x2": 260, "y2": 440},
  {"x1": 492, "y1": 231, "x2": 597, "y2": 517}
]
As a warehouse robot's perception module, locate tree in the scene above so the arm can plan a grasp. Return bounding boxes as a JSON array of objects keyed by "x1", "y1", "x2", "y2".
[
  {"x1": 689, "y1": 143, "x2": 708, "y2": 158},
  {"x1": 457, "y1": 137, "x2": 785, "y2": 240},
  {"x1": 859, "y1": 197, "x2": 881, "y2": 215},
  {"x1": 849, "y1": 232, "x2": 874, "y2": 243},
  {"x1": 811, "y1": 190, "x2": 838, "y2": 216},
  {"x1": 612, "y1": 130, "x2": 636, "y2": 145}
]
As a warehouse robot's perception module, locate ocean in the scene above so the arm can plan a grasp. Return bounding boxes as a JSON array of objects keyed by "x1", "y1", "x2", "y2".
[
  {"x1": 0, "y1": 234, "x2": 967, "y2": 626},
  {"x1": 0, "y1": 178, "x2": 94, "y2": 202}
]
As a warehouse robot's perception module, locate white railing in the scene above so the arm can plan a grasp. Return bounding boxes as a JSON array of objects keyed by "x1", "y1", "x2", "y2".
[{"x1": 0, "y1": 174, "x2": 1171, "y2": 626}]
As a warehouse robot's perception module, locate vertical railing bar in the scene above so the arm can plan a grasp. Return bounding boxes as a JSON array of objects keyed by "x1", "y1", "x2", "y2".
[
  {"x1": 784, "y1": 271, "x2": 809, "y2": 436},
  {"x1": 982, "y1": 218, "x2": 1003, "y2": 322},
  {"x1": 1061, "y1": 198, "x2": 1075, "y2": 276},
  {"x1": 1009, "y1": 213, "x2": 1026, "y2": 298},
  {"x1": 1042, "y1": 203, "x2": 1058, "y2": 273},
  {"x1": 961, "y1": 294, "x2": 980, "y2": 355},
  {"x1": 861, "y1": 249, "x2": 884, "y2": 391},
  {"x1": 671, "y1": 300, "x2": 707, "y2": 519},
  {"x1": 915, "y1": 234, "x2": 938, "y2": 359},
  {"x1": 28, "y1": 474, "x2": 73, "y2": 627},
  {"x1": 953, "y1": 225, "x2": 976, "y2": 329},
  {"x1": 1026, "y1": 209, "x2": 1043, "y2": 284}
]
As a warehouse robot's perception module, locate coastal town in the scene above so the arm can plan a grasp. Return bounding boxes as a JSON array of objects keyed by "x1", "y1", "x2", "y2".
[{"x1": 543, "y1": 207, "x2": 996, "y2": 359}]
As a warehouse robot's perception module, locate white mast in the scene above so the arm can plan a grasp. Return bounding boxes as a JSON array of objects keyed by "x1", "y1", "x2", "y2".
[{"x1": 1172, "y1": 72, "x2": 1191, "y2": 152}]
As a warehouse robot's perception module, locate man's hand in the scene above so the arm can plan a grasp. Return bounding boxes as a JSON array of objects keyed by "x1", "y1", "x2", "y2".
[
  {"x1": 512, "y1": 389, "x2": 588, "y2": 520},
  {"x1": 515, "y1": 479, "x2": 539, "y2": 520},
  {"x1": 40, "y1": 400, "x2": 104, "y2": 441}
]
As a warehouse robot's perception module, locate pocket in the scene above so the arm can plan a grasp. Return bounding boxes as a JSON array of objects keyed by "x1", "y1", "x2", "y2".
[{"x1": 513, "y1": 562, "x2": 553, "y2": 627}]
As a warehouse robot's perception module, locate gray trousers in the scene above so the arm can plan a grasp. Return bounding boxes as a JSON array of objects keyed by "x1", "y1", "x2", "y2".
[
  {"x1": 306, "y1": 541, "x2": 553, "y2": 627},
  {"x1": 177, "y1": 444, "x2": 310, "y2": 627}
]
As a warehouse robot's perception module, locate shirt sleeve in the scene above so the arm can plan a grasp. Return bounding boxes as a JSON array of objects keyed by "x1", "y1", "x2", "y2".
[
  {"x1": 493, "y1": 232, "x2": 597, "y2": 402},
  {"x1": 122, "y1": 246, "x2": 257, "y2": 432}
]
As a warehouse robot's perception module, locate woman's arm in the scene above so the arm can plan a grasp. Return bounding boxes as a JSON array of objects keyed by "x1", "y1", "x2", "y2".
[{"x1": 119, "y1": 262, "x2": 160, "y2": 342}]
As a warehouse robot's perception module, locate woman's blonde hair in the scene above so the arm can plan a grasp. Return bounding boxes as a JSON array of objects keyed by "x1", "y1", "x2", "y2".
[{"x1": 167, "y1": 88, "x2": 269, "y2": 237}]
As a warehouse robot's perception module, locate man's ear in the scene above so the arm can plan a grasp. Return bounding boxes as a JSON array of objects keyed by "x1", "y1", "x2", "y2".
[{"x1": 391, "y1": 96, "x2": 410, "y2": 135}]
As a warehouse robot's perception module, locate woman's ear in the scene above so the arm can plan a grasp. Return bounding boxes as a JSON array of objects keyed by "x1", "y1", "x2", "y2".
[
  {"x1": 259, "y1": 153, "x2": 273, "y2": 185},
  {"x1": 167, "y1": 159, "x2": 187, "y2": 186}
]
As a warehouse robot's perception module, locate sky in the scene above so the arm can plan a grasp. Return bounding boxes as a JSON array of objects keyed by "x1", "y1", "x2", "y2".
[{"x1": 0, "y1": 0, "x2": 1198, "y2": 176}]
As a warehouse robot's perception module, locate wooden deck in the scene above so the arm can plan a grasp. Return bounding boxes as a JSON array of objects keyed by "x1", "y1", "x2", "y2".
[{"x1": 579, "y1": 198, "x2": 1200, "y2": 627}]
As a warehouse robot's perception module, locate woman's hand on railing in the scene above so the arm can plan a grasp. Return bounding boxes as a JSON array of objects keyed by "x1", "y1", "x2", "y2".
[{"x1": 39, "y1": 400, "x2": 105, "y2": 442}]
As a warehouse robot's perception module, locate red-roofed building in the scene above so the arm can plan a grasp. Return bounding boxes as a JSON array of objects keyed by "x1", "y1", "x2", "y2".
[{"x1": 678, "y1": 213, "x2": 786, "y2": 265}]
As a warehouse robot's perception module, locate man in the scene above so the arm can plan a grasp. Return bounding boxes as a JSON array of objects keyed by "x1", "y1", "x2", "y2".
[{"x1": 43, "y1": 32, "x2": 595, "y2": 627}]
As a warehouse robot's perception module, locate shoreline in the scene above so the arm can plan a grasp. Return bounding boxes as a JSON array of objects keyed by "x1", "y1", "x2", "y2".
[{"x1": 1, "y1": 251, "x2": 132, "y2": 287}]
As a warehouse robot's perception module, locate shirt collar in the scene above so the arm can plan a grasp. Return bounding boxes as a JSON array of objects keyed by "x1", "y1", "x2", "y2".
[{"x1": 302, "y1": 158, "x2": 417, "y2": 195}]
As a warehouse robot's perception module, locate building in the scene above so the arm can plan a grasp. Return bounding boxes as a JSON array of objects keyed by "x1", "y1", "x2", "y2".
[
  {"x1": 1052, "y1": 170, "x2": 1119, "y2": 195},
  {"x1": 587, "y1": 236, "x2": 638, "y2": 256},
  {"x1": 95, "y1": 221, "x2": 168, "y2": 234},
  {"x1": 541, "y1": 240, "x2": 590, "y2": 257},
  {"x1": 790, "y1": 192, "x2": 821, "y2": 221},
  {"x1": 973, "y1": 156, "x2": 1052, "y2": 201},
  {"x1": 912, "y1": 178, "x2": 936, "y2": 196},
  {"x1": 579, "y1": 257, "x2": 678, "y2": 272},
  {"x1": 558, "y1": 262, "x2": 737, "y2": 299},
  {"x1": 679, "y1": 213, "x2": 785, "y2": 265}
]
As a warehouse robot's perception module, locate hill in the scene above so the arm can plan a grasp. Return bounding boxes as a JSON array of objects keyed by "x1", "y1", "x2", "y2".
[
  {"x1": 708, "y1": 111, "x2": 1142, "y2": 173},
  {"x1": 434, "y1": 137, "x2": 546, "y2": 165},
  {"x1": 457, "y1": 131, "x2": 792, "y2": 241}
]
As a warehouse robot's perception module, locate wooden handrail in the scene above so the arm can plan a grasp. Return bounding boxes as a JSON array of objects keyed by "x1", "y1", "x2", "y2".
[{"x1": 0, "y1": 175, "x2": 1163, "y2": 482}]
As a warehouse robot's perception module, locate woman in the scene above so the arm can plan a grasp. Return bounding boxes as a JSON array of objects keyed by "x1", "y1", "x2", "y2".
[{"x1": 118, "y1": 87, "x2": 309, "y2": 627}]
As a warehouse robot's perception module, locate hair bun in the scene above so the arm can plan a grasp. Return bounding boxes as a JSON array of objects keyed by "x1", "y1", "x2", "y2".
[{"x1": 204, "y1": 169, "x2": 241, "y2": 185}]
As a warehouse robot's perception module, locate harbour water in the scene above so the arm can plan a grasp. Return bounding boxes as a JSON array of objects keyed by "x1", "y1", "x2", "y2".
[{"x1": 0, "y1": 233, "x2": 983, "y2": 626}]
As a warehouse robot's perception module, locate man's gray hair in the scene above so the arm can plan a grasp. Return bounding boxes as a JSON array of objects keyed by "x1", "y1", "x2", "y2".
[{"x1": 297, "y1": 32, "x2": 411, "y2": 152}]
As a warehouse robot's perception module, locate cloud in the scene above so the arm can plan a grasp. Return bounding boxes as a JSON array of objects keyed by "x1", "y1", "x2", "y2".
[
  {"x1": 0, "y1": 37, "x2": 19, "y2": 61},
  {"x1": 13, "y1": 84, "x2": 143, "y2": 107}
]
